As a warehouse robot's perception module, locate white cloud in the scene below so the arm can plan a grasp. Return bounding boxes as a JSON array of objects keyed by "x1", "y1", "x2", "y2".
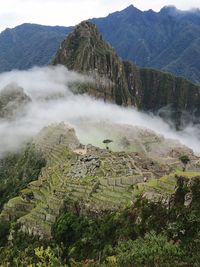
[
  {"x1": 0, "y1": 66, "x2": 199, "y2": 157},
  {"x1": 0, "y1": 0, "x2": 199, "y2": 32}
]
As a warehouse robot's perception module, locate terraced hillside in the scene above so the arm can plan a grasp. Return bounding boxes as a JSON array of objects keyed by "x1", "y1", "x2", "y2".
[{"x1": 0, "y1": 122, "x2": 199, "y2": 242}]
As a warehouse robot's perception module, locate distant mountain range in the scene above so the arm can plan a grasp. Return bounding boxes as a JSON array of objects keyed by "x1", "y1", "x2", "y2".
[
  {"x1": 0, "y1": 24, "x2": 72, "y2": 72},
  {"x1": 92, "y1": 5, "x2": 200, "y2": 84},
  {"x1": 0, "y1": 5, "x2": 200, "y2": 84}
]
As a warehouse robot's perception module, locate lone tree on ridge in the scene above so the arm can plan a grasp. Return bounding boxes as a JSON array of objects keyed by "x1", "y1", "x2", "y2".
[
  {"x1": 179, "y1": 155, "x2": 190, "y2": 171},
  {"x1": 103, "y1": 139, "x2": 113, "y2": 150}
]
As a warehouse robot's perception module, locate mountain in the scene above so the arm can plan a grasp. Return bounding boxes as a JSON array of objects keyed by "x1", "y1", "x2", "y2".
[
  {"x1": 1, "y1": 122, "x2": 200, "y2": 265},
  {"x1": 1, "y1": 10, "x2": 200, "y2": 267},
  {"x1": 0, "y1": 23, "x2": 200, "y2": 265},
  {"x1": 53, "y1": 21, "x2": 200, "y2": 126},
  {"x1": 0, "y1": 23, "x2": 72, "y2": 72},
  {"x1": 0, "y1": 123, "x2": 200, "y2": 267},
  {"x1": 91, "y1": 5, "x2": 200, "y2": 84},
  {"x1": 52, "y1": 21, "x2": 135, "y2": 105},
  {"x1": 0, "y1": 5, "x2": 200, "y2": 84}
]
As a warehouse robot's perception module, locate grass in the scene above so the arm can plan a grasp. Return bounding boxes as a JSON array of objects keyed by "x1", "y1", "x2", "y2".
[
  {"x1": 143, "y1": 171, "x2": 200, "y2": 195},
  {"x1": 6, "y1": 196, "x2": 25, "y2": 207},
  {"x1": 160, "y1": 175, "x2": 176, "y2": 185},
  {"x1": 133, "y1": 184, "x2": 145, "y2": 197},
  {"x1": 3, "y1": 122, "x2": 200, "y2": 243},
  {"x1": 174, "y1": 170, "x2": 200, "y2": 178},
  {"x1": 20, "y1": 188, "x2": 33, "y2": 195}
]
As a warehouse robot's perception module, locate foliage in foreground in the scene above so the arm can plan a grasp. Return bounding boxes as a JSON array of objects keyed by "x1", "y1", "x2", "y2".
[
  {"x1": 0, "y1": 144, "x2": 46, "y2": 210},
  {"x1": 1, "y1": 191, "x2": 200, "y2": 266}
]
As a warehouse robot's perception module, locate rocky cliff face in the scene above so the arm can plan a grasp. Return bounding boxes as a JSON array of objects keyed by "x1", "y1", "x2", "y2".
[
  {"x1": 139, "y1": 69, "x2": 200, "y2": 125},
  {"x1": 53, "y1": 21, "x2": 137, "y2": 106},
  {"x1": 53, "y1": 21, "x2": 200, "y2": 124}
]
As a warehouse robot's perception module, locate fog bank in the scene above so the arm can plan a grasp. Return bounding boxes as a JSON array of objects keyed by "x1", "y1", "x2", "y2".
[{"x1": 0, "y1": 65, "x2": 199, "y2": 157}]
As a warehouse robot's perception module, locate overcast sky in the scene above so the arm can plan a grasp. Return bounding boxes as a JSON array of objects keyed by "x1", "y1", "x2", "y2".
[{"x1": 0, "y1": 0, "x2": 200, "y2": 32}]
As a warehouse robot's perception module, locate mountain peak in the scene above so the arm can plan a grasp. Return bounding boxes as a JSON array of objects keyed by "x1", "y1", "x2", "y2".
[
  {"x1": 160, "y1": 5, "x2": 200, "y2": 17},
  {"x1": 53, "y1": 21, "x2": 200, "y2": 123},
  {"x1": 75, "y1": 20, "x2": 97, "y2": 32},
  {"x1": 52, "y1": 20, "x2": 134, "y2": 105},
  {"x1": 160, "y1": 5, "x2": 179, "y2": 15},
  {"x1": 52, "y1": 20, "x2": 107, "y2": 72},
  {"x1": 124, "y1": 4, "x2": 136, "y2": 10},
  {"x1": 72, "y1": 21, "x2": 101, "y2": 40},
  {"x1": 122, "y1": 4, "x2": 142, "y2": 14}
]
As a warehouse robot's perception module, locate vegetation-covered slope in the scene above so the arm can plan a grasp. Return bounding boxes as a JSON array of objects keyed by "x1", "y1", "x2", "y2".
[
  {"x1": 92, "y1": 5, "x2": 200, "y2": 84},
  {"x1": 53, "y1": 21, "x2": 200, "y2": 125},
  {"x1": 0, "y1": 144, "x2": 46, "y2": 211},
  {"x1": 0, "y1": 5, "x2": 200, "y2": 84},
  {"x1": 139, "y1": 68, "x2": 200, "y2": 126},
  {"x1": 0, "y1": 23, "x2": 72, "y2": 72},
  {"x1": 0, "y1": 123, "x2": 200, "y2": 266},
  {"x1": 1, "y1": 8, "x2": 200, "y2": 266},
  {"x1": 52, "y1": 21, "x2": 134, "y2": 105}
]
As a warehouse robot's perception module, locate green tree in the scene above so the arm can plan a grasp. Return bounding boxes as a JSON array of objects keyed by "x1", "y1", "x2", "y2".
[
  {"x1": 179, "y1": 155, "x2": 190, "y2": 171},
  {"x1": 31, "y1": 246, "x2": 64, "y2": 267},
  {"x1": 103, "y1": 139, "x2": 113, "y2": 150},
  {"x1": 115, "y1": 231, "x2": 183, "y2": 267}
]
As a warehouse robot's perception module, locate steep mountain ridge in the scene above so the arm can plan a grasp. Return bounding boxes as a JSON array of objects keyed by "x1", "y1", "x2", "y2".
[
  {"x1": 1, "y1": 7, "x2": 200, "y2": 265},
  {"x1": 91, "y1": 5, "x2": 200, "y2": 84},
  {"x1": 0, "y1": 23, "x2": 72, "y2": 72},
  {"x1": 0, "y1": 5, "x2": 200, "y2": 84},
  {"x1": 53, "y1": 21, "x2": 200, "y2": 125},
  {"x1": 52, "y1": 21, "x2": 134, "y2": 105}
]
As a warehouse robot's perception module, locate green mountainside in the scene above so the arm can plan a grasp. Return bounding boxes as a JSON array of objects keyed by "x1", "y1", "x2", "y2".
[
  {"x1": 0, "y1": 122, "x2": 200, "y2": 265},
  {"x1": 91, "y1": 5, "x2": 200, "y2": 84},
  {"x1": 53, "y1": 21, "x2": 200, "y2": 125},
  {"x1": 0, "y1": 23, "x2": 72, "y2": 72},
  {"x1": 0, "y1": 6, "x2": 200, "y2": 84},
  {"x1": 52, "y1": 21, "x2": 134, "y2": 106},
  {"x1": 1, "y1": 16, "x2": 200, "y2": 267}
]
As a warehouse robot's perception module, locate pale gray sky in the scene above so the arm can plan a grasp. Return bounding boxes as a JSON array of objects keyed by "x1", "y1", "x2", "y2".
[{"x1": 0, "y1": 0, "x2": 200, "y2": 32}]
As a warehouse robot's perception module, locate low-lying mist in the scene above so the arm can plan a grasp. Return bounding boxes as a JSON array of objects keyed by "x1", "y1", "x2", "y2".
[{"x1": 0, "y1": 65, "x2": 199, "y2": 157}]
